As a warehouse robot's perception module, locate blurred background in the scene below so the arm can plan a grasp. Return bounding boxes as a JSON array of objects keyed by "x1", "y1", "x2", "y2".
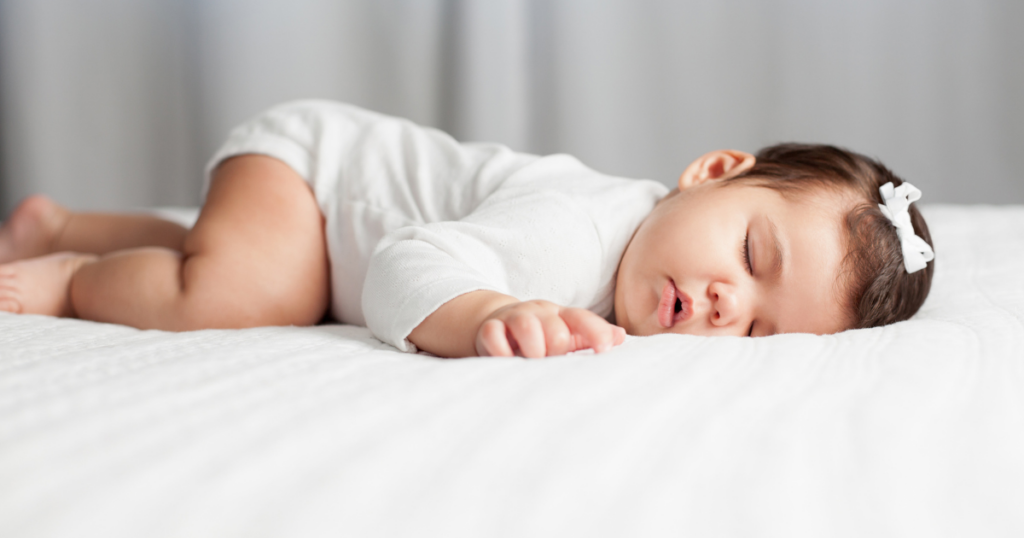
[{"x1": 0, "y1": 0, "x2": 1021, "y2": 215}]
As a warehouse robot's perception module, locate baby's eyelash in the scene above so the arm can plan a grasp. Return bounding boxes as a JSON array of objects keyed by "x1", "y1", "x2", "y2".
[{"x1": 741, "y1": 232, "x2": 752, "y2": 274}]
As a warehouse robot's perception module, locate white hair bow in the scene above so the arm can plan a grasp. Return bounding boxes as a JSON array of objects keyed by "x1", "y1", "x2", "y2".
[{"x1": 878, "y1": 182, "x2": 934, "y2": 274}]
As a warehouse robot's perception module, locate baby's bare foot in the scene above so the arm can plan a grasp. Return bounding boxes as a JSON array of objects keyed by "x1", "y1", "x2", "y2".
[
  {"x1": 0, "y1": 252, "x2": 97, "y2": 317},
  {"x1": 0, "y1": 195, "x2": 71, "y2": 264}
]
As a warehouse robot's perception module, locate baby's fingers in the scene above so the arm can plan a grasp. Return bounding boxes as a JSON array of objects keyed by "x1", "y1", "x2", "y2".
[
  {"x1": 476, "y1": 319, "x2": 515, "y2": 357},
  {"x1": 504, "y1": 313, "x2": 547, "y2": 358},
  {"x1": 539, "y1": 313, "x2": 574, "y2": 356},
  {"x1": 561, "y1": 309, "x2": 626, "y2": 353}
]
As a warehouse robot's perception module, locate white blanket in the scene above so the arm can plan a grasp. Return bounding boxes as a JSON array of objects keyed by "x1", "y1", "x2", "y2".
[{"x1": 2, "y1": 205, "x2": 1022, "y2": 538}]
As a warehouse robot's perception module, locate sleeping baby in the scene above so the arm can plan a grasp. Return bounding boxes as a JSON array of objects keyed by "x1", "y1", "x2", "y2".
[{"x1": 0, "y1": 100, "x2": 935, "y2": 357}]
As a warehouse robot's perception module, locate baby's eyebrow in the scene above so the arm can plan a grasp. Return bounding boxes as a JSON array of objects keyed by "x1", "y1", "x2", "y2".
[{"x1": 766, "y1": 217, "x2": 785, "y2": 279}]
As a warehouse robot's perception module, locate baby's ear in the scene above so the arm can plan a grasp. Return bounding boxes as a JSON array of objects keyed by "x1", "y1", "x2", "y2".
[{"x1": 678, "y1": 150, "x2": 756, "y2": 190}]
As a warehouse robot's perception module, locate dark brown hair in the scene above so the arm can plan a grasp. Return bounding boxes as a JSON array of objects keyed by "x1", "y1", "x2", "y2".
[{"x1": 726, "y1": 143, "x2": 934, "y2": 329}]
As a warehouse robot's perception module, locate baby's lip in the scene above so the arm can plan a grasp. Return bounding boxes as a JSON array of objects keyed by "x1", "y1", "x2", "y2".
[{"x1": 658, "y1": 280, "x2": 693, "y2": 328}]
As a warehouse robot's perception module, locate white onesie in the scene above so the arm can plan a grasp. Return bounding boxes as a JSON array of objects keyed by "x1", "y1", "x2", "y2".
[{"x1": 205, "y1": 100, "x2": 668, "y2": 351}]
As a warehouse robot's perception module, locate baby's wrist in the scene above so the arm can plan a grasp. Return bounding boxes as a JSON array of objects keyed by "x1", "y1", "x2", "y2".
[{"x1": 408, "y1": 290, "x2": 519, "y2": 358}]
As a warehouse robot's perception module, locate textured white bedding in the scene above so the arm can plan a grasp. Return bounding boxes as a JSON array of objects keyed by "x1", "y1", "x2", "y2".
[{"x1": 1, "y1": 205, "x2": 1022, "y2": 538}]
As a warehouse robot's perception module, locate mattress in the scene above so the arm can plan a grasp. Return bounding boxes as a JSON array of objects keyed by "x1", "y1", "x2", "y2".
[{"x1": 1, "y1": 204, "x2": 1022, "y2": 538}]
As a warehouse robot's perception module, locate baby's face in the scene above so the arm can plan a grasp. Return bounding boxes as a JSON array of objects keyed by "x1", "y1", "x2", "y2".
[{"x1": 614, "y1": 180, "x2": 853, "y2": 337}]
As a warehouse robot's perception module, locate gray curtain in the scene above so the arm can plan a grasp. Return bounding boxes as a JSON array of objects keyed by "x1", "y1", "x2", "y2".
[{"x1": 1, "y1": 0, "x2": 1022, "y2": 214}]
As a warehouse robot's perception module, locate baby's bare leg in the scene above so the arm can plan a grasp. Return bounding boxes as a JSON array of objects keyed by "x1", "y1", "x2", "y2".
[
  {"x1": 0, "y1": 195, "x2": 187, "y2": 263},
  {"x1": 56, "y1": 211, "x2": 188, "y2": 254},
  {"x1": 67, "y1": 155, "x2": 330, "y2": 330}
]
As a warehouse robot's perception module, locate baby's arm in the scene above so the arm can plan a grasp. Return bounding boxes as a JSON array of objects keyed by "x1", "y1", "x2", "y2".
[{"x1": 409, "y1": 290, "x2": 626, "y2": 358}]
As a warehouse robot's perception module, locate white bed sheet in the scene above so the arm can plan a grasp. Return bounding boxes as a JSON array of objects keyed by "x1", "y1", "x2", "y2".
[{"x1": 1, "y1": 204, "x2": 1022, "y2": 538}]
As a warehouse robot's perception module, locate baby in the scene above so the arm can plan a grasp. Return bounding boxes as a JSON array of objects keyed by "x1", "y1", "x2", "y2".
[{"x1": 0, "y1": 101, "x2": 935, "y2": 358}]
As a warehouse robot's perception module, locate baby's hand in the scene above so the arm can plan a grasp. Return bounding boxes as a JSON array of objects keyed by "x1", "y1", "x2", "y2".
[{"x1": 475, "y1": 300, "x2": 627, "y2": 358}]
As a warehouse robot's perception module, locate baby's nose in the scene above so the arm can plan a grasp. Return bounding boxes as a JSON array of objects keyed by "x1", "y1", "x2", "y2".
[{"x1": 708, "y1": 282, "x2": 741, "y2": 327}]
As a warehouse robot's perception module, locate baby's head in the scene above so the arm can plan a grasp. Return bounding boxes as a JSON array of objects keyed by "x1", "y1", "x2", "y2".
[{"x1": 614, "y1": 143, "x2": 934, "y2": 337}]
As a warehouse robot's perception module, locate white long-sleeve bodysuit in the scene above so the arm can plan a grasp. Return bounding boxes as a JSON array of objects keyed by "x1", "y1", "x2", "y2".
[{"x1": 204, "y1": 101, "x2": 669, "y2": 351}]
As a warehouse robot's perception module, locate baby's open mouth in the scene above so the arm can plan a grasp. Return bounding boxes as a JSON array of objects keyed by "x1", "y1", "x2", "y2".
[{"x1": 658, "y1": 280, "x2": 693, "y2": 328}]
